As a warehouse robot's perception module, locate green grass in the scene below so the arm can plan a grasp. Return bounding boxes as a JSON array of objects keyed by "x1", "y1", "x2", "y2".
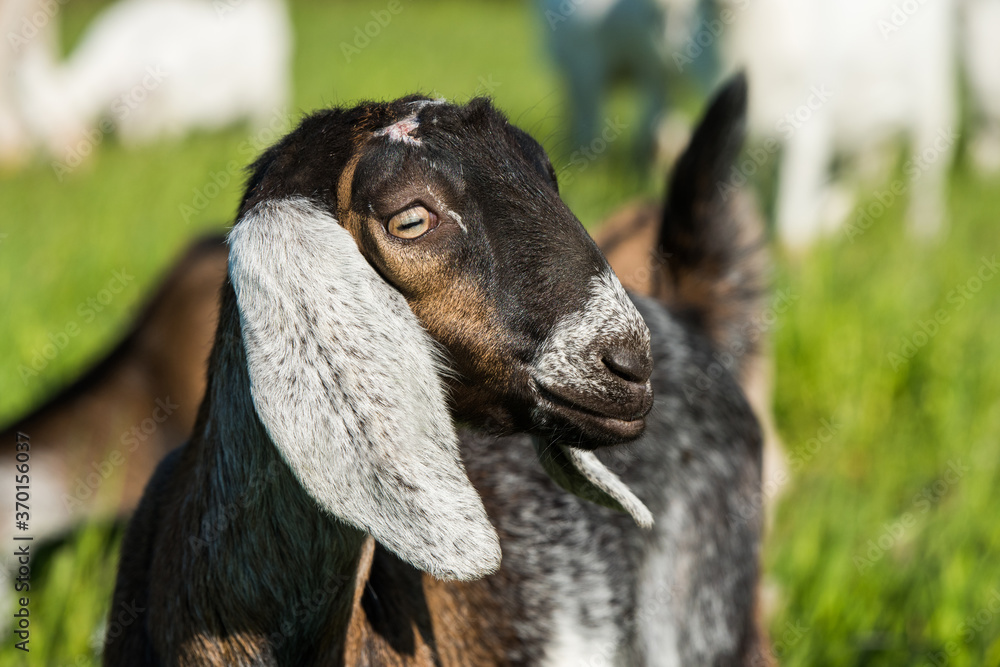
[
  {"x1": 1, "y1": 1, "x2": 998, "y2": 664},
  {"x1": 766, "y1": 167, "x2": 1000, "y2": 667}
]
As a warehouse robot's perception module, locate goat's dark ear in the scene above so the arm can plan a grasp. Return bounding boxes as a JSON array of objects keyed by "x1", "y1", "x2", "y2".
[
  {"x1": 664, "y1": 71, "x2": 748, "y2": 236},
  {"x1": 659, "y1": 72, "x2": 766, "y2": 375},
  {"x1": 228, "y1": 197, "x2": 501, "y2": 581}
]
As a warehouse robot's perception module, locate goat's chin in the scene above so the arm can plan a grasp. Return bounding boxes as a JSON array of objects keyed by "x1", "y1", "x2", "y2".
[
  {"x1": 530, "y1": 408, "x2": 648, "y2": 450},
  {"x1": 449, "y1": 402, "x2": 527, "y2": 439},
  {"x1": 527, "y1": 391, "x2": 649, "y2": 449},
  {"x1": 446, "y1": 388, "x2": 648, "y2": 448}
]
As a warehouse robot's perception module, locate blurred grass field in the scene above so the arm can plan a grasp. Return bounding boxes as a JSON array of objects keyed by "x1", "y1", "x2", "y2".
[{"x1": 1, "y1": 0, "x2": 998, "y2": 664}]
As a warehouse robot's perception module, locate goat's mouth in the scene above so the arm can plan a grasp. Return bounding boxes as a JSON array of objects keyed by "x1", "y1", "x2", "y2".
[{"x1": 530, "y1": 378, "x2": 652, "y2": 447}]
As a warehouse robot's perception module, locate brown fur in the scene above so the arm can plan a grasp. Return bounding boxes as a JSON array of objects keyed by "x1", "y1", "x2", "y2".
[
  {"x1": 339, "y1": 553, "x2": 521, "y2": 665},
  {"x1": 339, "y1": 467, "x2": 526, "y2": 666},
  {"x1": 592, "y1": 201, "x2": 663, "y2": 295}
]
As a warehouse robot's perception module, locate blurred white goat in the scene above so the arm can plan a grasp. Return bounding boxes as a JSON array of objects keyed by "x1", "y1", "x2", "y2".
[
  {"x1": 0, "y1": 0, "x2": 46, "y2": 164},
  {"x1": 962, "y1": 0, "x2": 1000, "y2": 172},
  {"x1": 720, "y1": 0, "x2": 957, "y2": 247},
  {"x1": 11, "y1": 0, "x2": 291, "y2": 160}
]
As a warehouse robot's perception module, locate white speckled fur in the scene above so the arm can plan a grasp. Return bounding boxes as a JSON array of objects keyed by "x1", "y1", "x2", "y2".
[
  {"x1": 426, "y1": 184, "x2": 467, "y2": 232},
  {"x1": 228, "y1": 197, "x2": 500, "y2": 581},
  {"x1": 542, "y1": 604, "x2": 623, "y2": 667},
  {"x1": 534, "y1": 269, "x2": 650, "y2": 394},
  {"x1": 563, "y1": 445, "x2": 653, "y2": 528},
  {"x1": 374, "y1": 115, "x2": 422, "y2": 145}
]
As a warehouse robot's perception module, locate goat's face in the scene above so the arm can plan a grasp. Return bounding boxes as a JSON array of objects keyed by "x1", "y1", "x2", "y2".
[
  {"x1": 229, "y1": 97, "x2": 654, "y2": 579},
  {"x1": 345, "y1": 98, "x2": 652, "y2": 446}
]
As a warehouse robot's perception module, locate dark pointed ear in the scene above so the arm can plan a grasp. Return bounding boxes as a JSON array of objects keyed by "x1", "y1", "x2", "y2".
[
  {"x1": 658, "y1": 72, "x2": 767, "y2": 376},
  {"x1": 662, "y1": 71, "x2": 748, "y2": 271},
  {"x1": 229, "y1": 126, "x2": 501, "y2": 582}
]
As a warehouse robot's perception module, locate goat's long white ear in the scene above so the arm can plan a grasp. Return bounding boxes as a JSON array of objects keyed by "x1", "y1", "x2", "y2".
[
  {"x1": 229, "y1": 197, "x2": 500, "y2": 581},
  {"x1": 534, "y1": 437, "x2": 653, "y2": 529}
]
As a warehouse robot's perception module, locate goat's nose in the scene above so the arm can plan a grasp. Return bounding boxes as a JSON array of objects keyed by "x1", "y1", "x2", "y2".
[{"x1": 602, "y1": 345, "x2": 652, "y2": 385}]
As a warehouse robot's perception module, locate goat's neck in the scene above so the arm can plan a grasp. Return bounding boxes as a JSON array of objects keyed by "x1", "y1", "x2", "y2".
[{"x1": 169, "y1": 284, "x2": 367, "y2": 662}]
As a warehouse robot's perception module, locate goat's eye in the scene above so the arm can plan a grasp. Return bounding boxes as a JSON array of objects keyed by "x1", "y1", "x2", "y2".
[{"x1": 388, "y1": 205, "x2": 437, "y2": 239}]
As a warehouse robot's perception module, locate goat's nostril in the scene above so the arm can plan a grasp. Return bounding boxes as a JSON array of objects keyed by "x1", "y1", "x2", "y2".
[{"x1": 602, "y1": 346, "x2": 652, "y2": 384}]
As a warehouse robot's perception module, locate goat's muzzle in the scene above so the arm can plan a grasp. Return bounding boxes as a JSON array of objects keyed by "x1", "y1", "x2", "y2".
[
  {"x1": 530, "y1": 271, "x2": 654, "y2": 448},
  {"x1": 532, "y1": 339, "x2": 653, "y2": 446}
]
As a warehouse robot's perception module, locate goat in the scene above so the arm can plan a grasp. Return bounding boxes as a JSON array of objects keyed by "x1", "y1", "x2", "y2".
[
  {"x1": 536, "y1": 0, "x2": 719, "y2": 161},
  {"x1": 104, "y1": 76, "x2": 766, "y2": 665},
  {"x1": 0, "y1": 114, "x2": 781, "y2": 567},
  {"x1": 13, "y1": 0, "x2": 291, "y2": 159},
  {"x1": 0, "y1": 0, "x2": 35, "y2": 166},
  {"x1": 718, "y1": 0, "x2": 957, "y2": 246}
]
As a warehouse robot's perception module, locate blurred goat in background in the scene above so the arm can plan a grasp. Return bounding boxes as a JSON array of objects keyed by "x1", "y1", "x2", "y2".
[
  {"x1": 537, "y1": 0, "x2": 719, "y2": 162},
  {"x1": 0, "y1": 0, "x2": 48, "y2": 164},
  {"x1": 718, "y1": 0, "x2": 958, "y2": 248},
  {"x1": 543, "y1": 0, "x2": 1000, "y2": 248},
  {"x1": 2, "y1": 0, "x2": 292, "y2": 166},
  {"x1": 962, "y1": 0, "x2": 1000, "y2": 173},
  {"x1": 720, "y1": 0, "x2": 957, "y2": 247}
]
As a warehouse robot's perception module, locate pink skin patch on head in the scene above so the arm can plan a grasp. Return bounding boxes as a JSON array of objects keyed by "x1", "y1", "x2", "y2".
[{"x1": 375, "y1": 116, "x2": 421, "y2": 145}]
